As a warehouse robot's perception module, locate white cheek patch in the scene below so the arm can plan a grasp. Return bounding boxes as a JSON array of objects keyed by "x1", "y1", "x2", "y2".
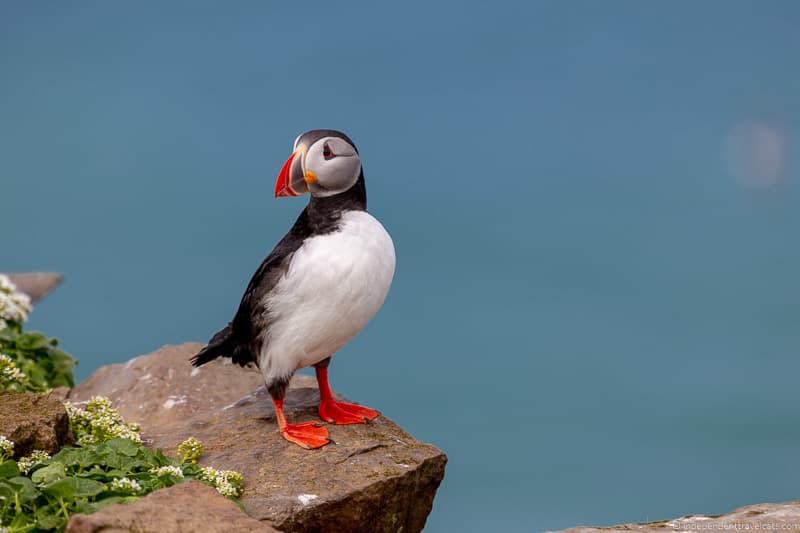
[
  {"x1": 306, "y1": 137, "x2": 361, "y2": 195},
  {"x1": 325, "y1": 155, "x2": 360, "y2": 182}
]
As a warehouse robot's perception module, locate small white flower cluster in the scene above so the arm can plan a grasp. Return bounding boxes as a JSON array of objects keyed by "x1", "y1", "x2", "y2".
[
  {"x1": 16, "y1": 450, "x2": 51, "y2": 474},
  {"x1": 66, "y1": 396, "x2": 142, "y2": 445},
  {"x1": 109, "y1": 477, "x2": 142, "y2": 493},
  {"x1": 150, "y1": 465, "x2": 184, "y2": 478},
  {"x1": 199, "y1": 466, "x2": 244, "y2": 497},
  {"x1": 0, "y1": 274, "x2": 32, "y2": 327},
  {"x1": 0, "y1": 435, "x2": 14, "y2": 461},
  {"x1": 0, "y1": 353, "x2": 28, "y2": 389}
]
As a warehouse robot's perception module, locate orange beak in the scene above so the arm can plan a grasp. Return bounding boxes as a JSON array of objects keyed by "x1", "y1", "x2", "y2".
[{"x1": 274, "y1": 152, "x2": 302, "y2": 197}]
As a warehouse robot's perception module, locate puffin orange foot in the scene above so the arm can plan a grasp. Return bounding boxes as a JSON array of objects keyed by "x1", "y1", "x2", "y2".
[
  {"x1": 280, "y1": 422, "x2": 330, "y2": 449},
  {"x1": 319, "y1": 401, "x2": 380, "y2": 425}
]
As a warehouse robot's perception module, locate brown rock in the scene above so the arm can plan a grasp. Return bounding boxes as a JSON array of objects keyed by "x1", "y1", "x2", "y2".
[
  {"x1": 70, "y1": 343, "x2": 447, "y2": 533},
  {"x1": 66, "y1": 480, "x2": 278, "y2": 533},
  {"x1": 69, "y1": 343, "x2": 265, "y2": 427},
  {"x1": 553, "y1": 501, "x2": 800, "y2": 532},
  {"x1": 5, "y1": 272, "x2": 63, "y2": 303},
  {"x1": 0, "y1": 390, "x2": 73, "y2": 457},
  {"x1": 47, "y1": 387, "x2": 71, "y2": 402}
]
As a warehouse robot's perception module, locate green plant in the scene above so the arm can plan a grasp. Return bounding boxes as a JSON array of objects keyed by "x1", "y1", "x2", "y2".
[
  {"x1": 65, "y1": 397, "x2": 140, "y2": 446},
  {"x1": 0, "y1": 399, "x2": 244, "y2": 532},
  {"x1": 0, "y1": 275, "x2": 76, "y2": 392},
  {"x1": 177, "y1": 437, "x2": 203, "y2": 464},
  {"x1": 0, "y1": 438, "x2": 231, "y2": 531},
  {"x1": 0, "y1": 437, "x2": 13, "y2": 462}
]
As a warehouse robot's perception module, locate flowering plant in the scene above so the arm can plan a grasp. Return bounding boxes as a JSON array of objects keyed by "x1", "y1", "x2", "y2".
[
  {"x1": 65, "y1": 396, "x2": 141, "y2": 446},
  {"x1": 0, "y1": 275, "x2": 76, "y2": 392},
  {"x1": 0, "y1": 275, "x2": 31, "y2": 330},
  {"x1": 0, "y1": 400, "x2": 244, "y2": 532},
  {"x1": 177, "y1": 436, "x2": 203, "y2": 464},
  {"x1": 0, "y1": 436, "x2": 13, "y2": 462}
]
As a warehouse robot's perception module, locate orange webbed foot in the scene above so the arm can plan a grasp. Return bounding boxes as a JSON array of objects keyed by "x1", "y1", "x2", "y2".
[
  {"x1": 280, "y1": 421, "x2": 331, "y2": 449},
  {"x1": 319, "y1": 400, "x2": 380, "y2": 425}
]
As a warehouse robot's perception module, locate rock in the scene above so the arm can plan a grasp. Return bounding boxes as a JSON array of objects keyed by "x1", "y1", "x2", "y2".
[
  {"x1": 0, "y1": 390, "x2": 73, "y2": 457},
  {"x1": 69, "y1": 343, "x2": 265, "y2": 427},
  {"x1": 66, "y1": 480, "x2": 278, "y2": 533},
  {"x1": 47, "y1": 387, "x2": 71, "y2": 402},
  {"x1": 553, "y1": 501, "x2": 800, "y2": 532},
  {"x1": 5, "y1": 272, "x2": 63, "y2": 303},
  {"x1": 70, "y1": 343, "x2": 447, "y2": 533}
]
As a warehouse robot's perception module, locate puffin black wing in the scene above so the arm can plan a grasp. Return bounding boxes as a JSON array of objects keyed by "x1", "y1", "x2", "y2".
[
  {"x1": 190, "y1": 208, "x2": 315, "y2": 368},
  {"x1": 190, "y1": 323, "x2": 236, "y2": 367}
]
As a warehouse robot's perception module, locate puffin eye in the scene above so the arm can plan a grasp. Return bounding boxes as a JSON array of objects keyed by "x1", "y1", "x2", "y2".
[{"x1": 322, "y1": 143, "x2": 335, "y2": 160}]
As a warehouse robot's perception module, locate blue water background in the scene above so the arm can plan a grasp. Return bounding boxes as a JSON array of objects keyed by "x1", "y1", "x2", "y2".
[{"x1": 2, "y1": 2, "x2": 800, "y2": 531}]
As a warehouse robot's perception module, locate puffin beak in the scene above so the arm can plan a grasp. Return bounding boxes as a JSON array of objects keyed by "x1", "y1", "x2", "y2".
[{"x1": 274, "y1": 149, "x2": 309, "y2": 198}]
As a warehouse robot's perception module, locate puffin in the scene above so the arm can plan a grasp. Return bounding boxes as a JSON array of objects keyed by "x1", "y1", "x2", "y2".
[{"x1": 191, "y1": 129, "x2": 395, "y2": 449}]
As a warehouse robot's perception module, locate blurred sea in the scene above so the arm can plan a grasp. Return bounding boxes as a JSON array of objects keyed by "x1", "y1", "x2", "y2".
[{"x1": 2, "y1": 2, "x2": 799, "y2": 531}]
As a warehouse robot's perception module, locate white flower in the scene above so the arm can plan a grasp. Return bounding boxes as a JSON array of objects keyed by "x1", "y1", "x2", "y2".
[
  {"x1": 0, "y1": 274, "x2": 32, "y2": 324},
  {"x1": 16, "y1": 450, "x2": 51, "y2": 474},
  {"x1": 0, "y1": 288, "x2": 32, "y2": 324},
  {"x1": 109, "y1": 477, "x2": 142, "y2": 493},
  {"x1": 199, "y1": 466, "x2": 244, "y2": 497},
  {"x1": 0, "y1": 275, "x2": 14, "y2": 293},
  {"x1": 0, "y1": 436, "x2": 14, "y2": 460},
  {"x1": 0, "y1": 354, "x2": 27, "y2": 387},
  {"x1": 150, "y1": 465, "x2": 184, "y2": 478},
  {"x1": 66, "y1": 396, "x2": 142, "y2": 444}
]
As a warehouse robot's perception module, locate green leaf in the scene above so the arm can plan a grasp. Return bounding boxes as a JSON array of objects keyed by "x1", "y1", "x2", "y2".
[
  {"x1": 53, "y1": 446, "x2": 97, "y2": 469},
  {"x1": 0, "y1": 459, "x2": 20, "y2": 479},
  {"x1": 32, "y1": 461, "x2": 66, "y2": 485},
  {"x1": 0, "y1": 480, "x2": 16, "y2": 500},
  {"x1": 8, "y1": 476, "x2": 40, "y2": 503},
  {"x1": 0, "y1": 326, "x2": 77, "y2": 391},
  {"x1": 7, "y1": 512, "x2": 37, "y2": 531},
  {"x1": 106, "y1": 438, "x2": 139, "y2": 457},
  {"x1": 36, "y1": 505, "x2": 65, "y2": 530},
  {"x1": 74, "y1": 495, "x2": 137, "y2": 514},
  {"x1": 95, "y1": 469, "x2": 130, "y2": 481},
  {"x1": 44, "y1": 476, "x2": 105, "y2": 498}
]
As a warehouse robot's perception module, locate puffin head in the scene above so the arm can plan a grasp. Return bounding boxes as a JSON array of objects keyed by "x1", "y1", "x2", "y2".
[{"x1": 274, "y1": 129, "x2": 361, "y2": 198}]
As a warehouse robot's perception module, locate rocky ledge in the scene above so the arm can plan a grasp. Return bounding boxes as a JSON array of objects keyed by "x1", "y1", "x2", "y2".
[
  {"x1": 554, "y1": 501, "x2": 800, "y2": 532},
  {"x1": 67, "y1": 343, "x2": 447, "y2": 533},
  {"x1": 6, "y1": 272, "x2": 63, "y2": 304}
]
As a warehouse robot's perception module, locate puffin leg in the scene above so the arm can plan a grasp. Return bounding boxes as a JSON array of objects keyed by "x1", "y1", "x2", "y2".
[
  {"x1": 268, "y1": 379, "x2": 330, "y2": 449},
  {"x1": 315, "y1": 358, "x2": 380, "y2": 425}
]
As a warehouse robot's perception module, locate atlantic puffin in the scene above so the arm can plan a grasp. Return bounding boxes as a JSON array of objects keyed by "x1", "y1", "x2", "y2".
[{"x1": 192, "y1": 129, "x2": 395, "y2": 449}]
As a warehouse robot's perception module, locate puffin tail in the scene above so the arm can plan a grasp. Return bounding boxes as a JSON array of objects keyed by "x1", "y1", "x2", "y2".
[{"x1": 191, "y1": 324, "x2": 234, "y2": 367}]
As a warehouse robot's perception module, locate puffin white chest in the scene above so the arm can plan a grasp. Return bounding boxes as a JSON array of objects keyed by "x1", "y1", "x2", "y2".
[{"x1": 261, "y1": 210, "x2": 396, "y2": 375}]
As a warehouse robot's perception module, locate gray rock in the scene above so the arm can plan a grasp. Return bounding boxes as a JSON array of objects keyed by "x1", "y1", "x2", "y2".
[
  {"x1": 553, "y1": 501, "x2": 800, "y2": 532},
  {"x1": 70, "y1": 343, "x2": 447, "y2": 533},
  {"x1": 5, "y1": 272, "x2": 63, "y2": 303}
]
